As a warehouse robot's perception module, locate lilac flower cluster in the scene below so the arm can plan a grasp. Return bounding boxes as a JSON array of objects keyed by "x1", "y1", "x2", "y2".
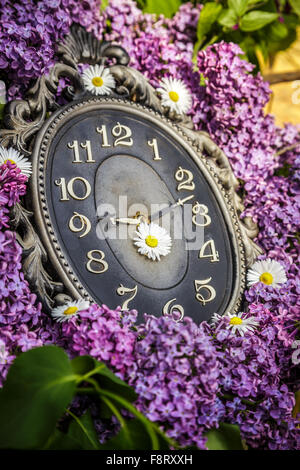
[
  {"x1": 0, "y1": 0, "x2": 299, "y2": 450},
  {"x1": 209, "y1": 305, "x2": 300, "y2": 450},
  {"x1": 125, "y1": 315, "x2": 220, "y2": 449},
  {"x1": 60, "y1": 304, "x2": 138, "y2": 380},
  {"x1": 0, "y1": 0, "x2": 105, "y2": 99},
  {"x1": 0, "y1": 161, "x2": 27, "y2": 229},
  {"x1": 0, "y1": 163, "x2": 44, "y2": 385}
]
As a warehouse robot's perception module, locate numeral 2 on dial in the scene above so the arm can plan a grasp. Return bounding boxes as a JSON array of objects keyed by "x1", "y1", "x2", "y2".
[{"x1": 175, "y1": 166, "x2": 195, "y2": 191}]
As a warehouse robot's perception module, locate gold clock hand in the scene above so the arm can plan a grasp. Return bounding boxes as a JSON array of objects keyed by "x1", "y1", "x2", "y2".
[
  {"x1": 150, "y1": 194, "x2": 195, "y2": 222},
  {"x1": 110, "y1": 216, "x2": 143, "y2": 225}
]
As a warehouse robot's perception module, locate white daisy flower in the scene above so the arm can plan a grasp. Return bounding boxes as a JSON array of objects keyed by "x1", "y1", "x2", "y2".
[
  {"x1": 81, "y1": 64, "x2": 116, "y2": 96},
  {"x1": 247, "y1": 259, "x2": 287, "y2": 288},
  {"x1": 133, "y1": 222, "x2": 172, "y2": 261},
  {"x1": 226, "y1": 312, "x2": 259, "y2": 337},
  {"x1": 51, "y1": 299, "x2": 90, "y2": 323},
  {"x1": 157, "y1": 77, "x2": 192, "y2": 114},
  {"x1": 210, "y1": 312, "x2": 222, "y2": 326},
  {"x1": 0, "y1": 145, "x2": 32, "y2": 178}
]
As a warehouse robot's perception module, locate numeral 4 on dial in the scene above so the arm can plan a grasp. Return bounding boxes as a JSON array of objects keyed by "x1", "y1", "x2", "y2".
[{"x1": 199, "y1": 239, "x2": 219, "y2": 263}]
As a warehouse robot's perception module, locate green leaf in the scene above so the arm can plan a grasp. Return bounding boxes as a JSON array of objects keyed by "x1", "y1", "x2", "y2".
[
  {"x1": 0, "y1": 346, "x2": 77, "y2": 449},
  {"x1": 71, "y1": 355, "x2": 97, "y2": 376},
  {"x1": 75, "y1": 358, "x2": 138, "y2": 404},
  {"x1": 228, "y1": 0, "x2": 249, "y2": 16},
  {"x1": 47, "y1": 411, "x2": 101, "y2": 450},
  {"x1": 0, "y1": 104, "x2": 5, "y2": 121},
  {"x1": 100, "y1": 0, "x2": 109, "y2": 13},
  {"x1": 267, "y1": 25, "x2": 297, "y2": 53},
  {"x1": 218, "y1": 9, "x2": 238, "y2": 28},
  {"x1": 283, "y1": 12, "x2": 299, "y2": 28},
  {"x1": 240, "y1": 11, "x2": 278, "y2": 31},
  {"x1": 200, "y1": 73, "x2": 207, "y2": 87},
  {"x1": 99, "y1": 418, "x2": 169, "y2": 450},
  {"x1": 96, "y1": 364, "x2": 137, "y2": 403},
  {"x1": 143, "y1": 0, "x2": 181, "y2": 18},
  {"x1": 268, "y1": 21, "x2": 288, "y2": 41},
  {"x1": 71, "y1": 356, "x2": 137, "y2": 403},
  {"x1": 197, "y1": 2, "x2": 223, "y2": 42},
  {"x1": 205, "y1": 423, "x2": 244, "y2": 450},
  {"x1": 290, "y1": 0, "x2": 300, "y2": 17},
  {"x1": 193, "y1": 2, "x2": 223, "y2": 61}
]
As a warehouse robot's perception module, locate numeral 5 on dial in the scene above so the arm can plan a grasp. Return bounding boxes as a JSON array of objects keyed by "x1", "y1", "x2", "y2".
[{"x1": 194, "y1": 278, "x2": 216, "y2": 305}]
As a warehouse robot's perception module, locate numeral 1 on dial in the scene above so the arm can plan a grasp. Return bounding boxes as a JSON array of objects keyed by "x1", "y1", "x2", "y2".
[
  {"x1": 96, "y1": 125, "x2": 111, "y2": 147},
  {"x1": 148, "y1": 138, "x2": 163, "y2": 161}
]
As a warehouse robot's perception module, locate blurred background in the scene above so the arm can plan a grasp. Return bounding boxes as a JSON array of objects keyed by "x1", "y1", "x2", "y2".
[
  {"x1": 138, "y1": 0, "x2": 300, "y2": 128},
  {"x1": 264, "y1": 27, "x2": 300, "y2": 127}
]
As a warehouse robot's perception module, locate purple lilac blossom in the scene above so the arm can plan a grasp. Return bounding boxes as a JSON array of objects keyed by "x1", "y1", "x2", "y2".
[{"x1": 0, "y1": 0, "x2": 299, "y2": 450}]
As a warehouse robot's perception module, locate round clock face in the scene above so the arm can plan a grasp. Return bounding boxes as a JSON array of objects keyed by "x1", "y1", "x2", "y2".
[{"x1": 32, "y1": 98, "x2": 245, "y2": 324}]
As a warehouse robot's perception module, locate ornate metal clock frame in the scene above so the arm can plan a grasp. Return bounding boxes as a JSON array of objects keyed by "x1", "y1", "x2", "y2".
[{"x1": 0, "y1": 25, "x2": 262, "y2": 319}]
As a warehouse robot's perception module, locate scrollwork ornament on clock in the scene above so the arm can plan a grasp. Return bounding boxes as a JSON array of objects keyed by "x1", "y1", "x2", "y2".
[{"x1": 0, "y1": 24, "x2": 262, "y2": 323}]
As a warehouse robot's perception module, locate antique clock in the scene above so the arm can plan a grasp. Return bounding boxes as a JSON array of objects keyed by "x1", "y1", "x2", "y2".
[{"x1": 0, "y1": 26, "x2": 261, "y2": 324}]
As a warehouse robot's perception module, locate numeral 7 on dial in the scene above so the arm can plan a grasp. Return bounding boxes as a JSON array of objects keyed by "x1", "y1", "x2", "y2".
[{"x1": 116, "y1": 284, "x2": 138, "y2": 311}]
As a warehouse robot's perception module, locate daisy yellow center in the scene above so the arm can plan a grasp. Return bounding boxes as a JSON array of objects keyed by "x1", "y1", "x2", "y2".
[
  {"x1": 230, "y1": 317, "x2": 243, "y2": 325},
  {"x1": 63, "y1": 306, "x2": 78, "y2": 316},
  {"x1": 259, "y1": 272, "x2": 273, "y2": 285},
  {"x1": 92, "y1": 76, "x2": 104, "y2": 87},
  {"x1": 4, "y1": 159, "x2": 16, "y2": 165},
  {"x1": 145, "y1": 235, "x2": 158, "y2": 248},
  {"x1": 168, "y1": 91, "x2": 179, "y2": 102}
]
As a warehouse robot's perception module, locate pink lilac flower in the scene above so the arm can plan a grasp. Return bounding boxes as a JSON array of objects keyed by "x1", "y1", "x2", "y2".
[
  {"x1": 0, "y1": 0, "x2": 299, "y2": 450},
  {"x1": 125, "y1": 315, "x2": 220, "y2": 449}
]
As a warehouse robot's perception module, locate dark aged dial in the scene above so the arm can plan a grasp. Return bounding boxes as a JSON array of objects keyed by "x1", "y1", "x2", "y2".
[{"x1": 31, "y1": 98, "x2": 244, "y2": 324}]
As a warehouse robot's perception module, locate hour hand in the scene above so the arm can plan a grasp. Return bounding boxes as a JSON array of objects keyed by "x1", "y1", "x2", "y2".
[{"x1": 110, "y1": 216, "x2": 142, "y2": 225}]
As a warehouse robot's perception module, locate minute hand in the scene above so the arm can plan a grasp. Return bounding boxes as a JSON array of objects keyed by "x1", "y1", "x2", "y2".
[{"x1": 149, "y1": 194, "x2": 195, "y2": 223}]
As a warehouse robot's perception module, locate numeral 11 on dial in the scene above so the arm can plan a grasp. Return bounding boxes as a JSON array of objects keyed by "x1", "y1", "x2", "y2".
[{"x1": 67, "y1": 140, "x2": 95, "y2": 163}]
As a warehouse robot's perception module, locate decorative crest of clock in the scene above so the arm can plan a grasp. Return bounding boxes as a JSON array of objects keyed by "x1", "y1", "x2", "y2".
[{"x1": 0, "y1": 25, "x2": 262, "y2": 324}]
